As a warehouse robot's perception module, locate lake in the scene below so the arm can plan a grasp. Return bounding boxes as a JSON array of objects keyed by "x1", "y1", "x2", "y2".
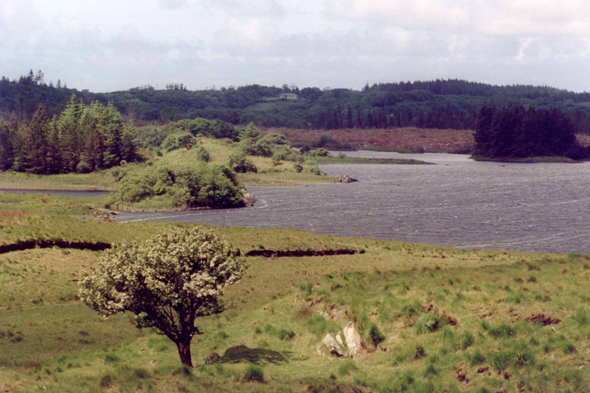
[{"x1": 113, "y1": 151, "x2": 590, "y2": 255}]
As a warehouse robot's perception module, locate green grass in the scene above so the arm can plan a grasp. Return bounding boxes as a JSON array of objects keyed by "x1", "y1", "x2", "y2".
[{"x1": 1, "y1": 207, "x2": 590, "y2": 391}]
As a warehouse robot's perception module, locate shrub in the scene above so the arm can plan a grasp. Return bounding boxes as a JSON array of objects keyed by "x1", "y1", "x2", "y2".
[
  {"x1": 314, "y1": 148, "x2": 330, "y2": 157},
  {"x1": 368, "y1": 323, "x2": 385, "y2": 347},
  {"x1": 116, "y1": 164, "x2": 243, "y2": 208},
  {"x1": 161, "y1": 132, "x2": 196, "y2": 152},
  {"x1": 228, "y1": 153, "x2": 258, "y2": 173},
  {"x1": 76, "y1": 161, "x2": 92, "y2": 173},
  {"x1": 243, "y1": 365, "x2": 264, "y2": 383},
  {"x1": 195, "y1": 147, "x2": 210, "y2": 162},
  {"x1": 294, "y1": 163, "x2": 303, "y2": 173}
]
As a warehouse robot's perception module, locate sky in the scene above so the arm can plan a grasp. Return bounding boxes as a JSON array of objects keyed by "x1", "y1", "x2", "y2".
[{"x1": 2, "y1": 0, "x2": 590, "y2": 92}]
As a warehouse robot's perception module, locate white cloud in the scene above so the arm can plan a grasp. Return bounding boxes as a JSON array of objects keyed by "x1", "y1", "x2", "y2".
[
  {"x1": 213, "y1": 17, "x2": 280, "y2": 55},
  {"x1": 202, "y1": 0, "x2": 285, "y2": 18},
  {"x1": 159, "y1": 0, "x2": 189, "y2": 10}
]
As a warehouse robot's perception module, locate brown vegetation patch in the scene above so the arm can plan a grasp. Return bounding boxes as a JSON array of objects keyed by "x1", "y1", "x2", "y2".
[
  {"x1": 526, "y1": 314, "x2": 561, "y2": 326},
  {"x1": 245, "y1": 249, "x2": 357, "y2": 258},
  {"x1": 260, "y1": 127, "x2": 475, "y2": 153}
]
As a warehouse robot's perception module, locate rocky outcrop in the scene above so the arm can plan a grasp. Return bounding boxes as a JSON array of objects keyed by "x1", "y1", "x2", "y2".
[
  {"x1": 322, "y1": 333, "x2": 345, "y2": 357},
  {"x1": 337, "y1": 174, "x2": 358, "y2": 183},
  {"x1": 240, "y1": 187, "x2": 257, "y2": 207},
  {"x1": 343, "y1": 322, "x2": 362, "y2": 358}
]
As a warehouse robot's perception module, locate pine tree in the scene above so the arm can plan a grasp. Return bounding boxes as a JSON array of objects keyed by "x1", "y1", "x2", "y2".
[
  {"x1": 22, "y1": 106, "x2": 49, "y2": 173},
  {"x1": 59, "y1": 94, "x2": 84, "y2": 171},
  {"x1": 46, "y1": 117, "x2": 62, "y2": 173},
  {"x1": 0, "y1": 119, "x2": 14, "y2": 170}
]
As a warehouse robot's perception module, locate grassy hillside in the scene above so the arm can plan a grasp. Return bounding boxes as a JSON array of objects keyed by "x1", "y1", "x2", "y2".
[{"x1": 0, "y1": 210, "x2": 589, "y2": 392}]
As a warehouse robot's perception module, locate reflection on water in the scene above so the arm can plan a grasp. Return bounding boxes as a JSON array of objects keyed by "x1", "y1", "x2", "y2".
[{"x1": 111, "y1": 152, "x2": 588, "y2": 254}]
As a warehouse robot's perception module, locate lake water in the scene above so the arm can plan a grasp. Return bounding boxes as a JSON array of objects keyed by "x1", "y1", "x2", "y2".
[{"x1": 113, "y1": 151, "x2": 590, "y2": 255}]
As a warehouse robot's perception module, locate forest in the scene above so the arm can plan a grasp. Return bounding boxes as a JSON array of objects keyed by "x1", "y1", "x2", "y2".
[
  {"x1": 473, "y1": 106, "x2": 590, "y2": 160},
  {"x1": 3, "y1": 71, "x2": 590, "y2": 133},
  {"x1": 0, "y1": 94, "x2": 136, "y2": 174}
]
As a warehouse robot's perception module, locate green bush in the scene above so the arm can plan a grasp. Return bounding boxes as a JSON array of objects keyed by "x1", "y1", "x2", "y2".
[
  {"x1": 76, "y1": 161, "x2": 92, "y2": 173},
  {"x1": 160, "y1": 132, "x2": 195, "y2": 153},
  {"x1": 228, "y1": 153, "x2": 258, "y2": 173},
  {"x1": 314, "y1": 148, "x2": 330, "y2": 157},
  {"x1": 117, "y1": 164, "x2": 243, "y2": 207},
  {"x1": 368, "y1": 323, "x2": 385, "y2": 347},
  {"x1": 195, "y1": 147, "x2": 210, "y2": 162},
  {"x1": 294, "y1": 163, "x2": 303, "y2": 173},
  {"x1": 243, "y1": 365, "x2": 264, "y2": 383}
]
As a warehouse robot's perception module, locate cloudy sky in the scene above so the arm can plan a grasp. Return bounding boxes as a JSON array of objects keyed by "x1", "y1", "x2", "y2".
[{"x1": 2, "y1": 0, "x2": 590, "y2": 92}]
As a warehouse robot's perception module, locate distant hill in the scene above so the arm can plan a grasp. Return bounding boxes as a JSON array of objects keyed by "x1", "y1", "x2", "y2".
[{"x1": 2, "y1": 73, "x2": 590, "y2": 133}]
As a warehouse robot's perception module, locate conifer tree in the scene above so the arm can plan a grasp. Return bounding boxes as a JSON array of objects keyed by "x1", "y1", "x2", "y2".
[{"x1": 21, "y1": 106, "x2": 49, "y2": 173}]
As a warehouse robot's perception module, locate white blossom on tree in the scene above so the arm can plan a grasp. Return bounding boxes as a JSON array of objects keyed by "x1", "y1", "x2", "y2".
[{"x1": 79, "y1": 227, "x2": 247, "y2": 367}]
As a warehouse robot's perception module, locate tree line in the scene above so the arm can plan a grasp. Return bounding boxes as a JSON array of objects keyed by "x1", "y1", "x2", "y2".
[
  {"x1": 4, "y1": 72, "x2": 590, "y2": 133},
  {"x1": 474, "y1": 106, "x2": 590, "y2": 160},
  {"x1": 0, "y1": 94, "x2": 136, "y2": 174}
]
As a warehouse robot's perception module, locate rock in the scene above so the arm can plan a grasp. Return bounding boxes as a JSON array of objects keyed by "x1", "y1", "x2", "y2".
[
  {"x1": 240, "y1": 187, "x2": 257, "y2": 207},
  {"x1": 205, "y1": 352, "x2": 220, "y2": 364},
  {"x1": 337, "y1": 174, "x2": 358, "y2": 184},
  {"x1": 317, "y1": 310, "x2": 331, "y2": 320},
  {"x1": 388, "y1": 335, "x2": 397, "y2": 343},
  {"x1": 336, "y1": 334, "x2": 344, "y2": 347},
  {"x1": 322, "y1": 333, "x2": 344, "y2": 357},
  {"x1": 343, "y1": 322, "x2": 362, "y2": 358}
]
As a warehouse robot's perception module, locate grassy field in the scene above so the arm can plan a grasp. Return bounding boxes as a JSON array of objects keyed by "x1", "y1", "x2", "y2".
[{"x1": 1, "y1": 208, "x2": 590, "y2": 392}]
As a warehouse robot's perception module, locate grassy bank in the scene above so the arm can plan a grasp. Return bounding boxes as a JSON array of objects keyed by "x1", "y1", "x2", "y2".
[{"x1": 1, "y1": 209, "x2": 590, "y2": 392}]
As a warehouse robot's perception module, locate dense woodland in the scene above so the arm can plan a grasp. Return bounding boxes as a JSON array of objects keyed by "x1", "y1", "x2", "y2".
[
  {"x1": 0, "y1": 95, "x2": 136, "y2": 174},
  {"x1": 3, "y1": 71, "x2": 590, "y2": 133},
  {"x1": 474, "y1": 106, "x2": 589, "y2": 159}
]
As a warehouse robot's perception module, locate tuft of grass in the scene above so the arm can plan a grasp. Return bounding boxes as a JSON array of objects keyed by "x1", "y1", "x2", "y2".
[
  {"x1": 415, "y1": 313, "x2": 442, "y2": 333},
  {"x1": 338, "y1": 359, "x2": 358, "y2": 376},
  {"x1": 368, "y1": 323, "x2": 385, "y2": 347},
  {"x1": 243, "y1": 365, "x2": 265, "y2": 383}
]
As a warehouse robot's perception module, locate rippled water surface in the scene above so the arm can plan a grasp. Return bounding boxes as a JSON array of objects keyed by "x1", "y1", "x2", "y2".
[{"x1": 115, "y1": 152, "x2": 590, "y2": 254}]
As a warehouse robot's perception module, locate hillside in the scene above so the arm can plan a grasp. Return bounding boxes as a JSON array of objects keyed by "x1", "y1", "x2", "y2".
[{"x1": 3, "y1": 75, "x2": 590, "y2": 133}]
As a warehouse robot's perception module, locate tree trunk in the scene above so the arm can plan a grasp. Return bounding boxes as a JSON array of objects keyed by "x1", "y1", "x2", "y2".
[{"x1": 177, "y1": 338, "x2": 193, "y2": 367}]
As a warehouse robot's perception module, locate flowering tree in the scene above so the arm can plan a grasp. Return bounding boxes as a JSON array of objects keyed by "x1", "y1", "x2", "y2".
[{"x1": 79, "y1": 227, "x2": 247, "y2": 367}]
